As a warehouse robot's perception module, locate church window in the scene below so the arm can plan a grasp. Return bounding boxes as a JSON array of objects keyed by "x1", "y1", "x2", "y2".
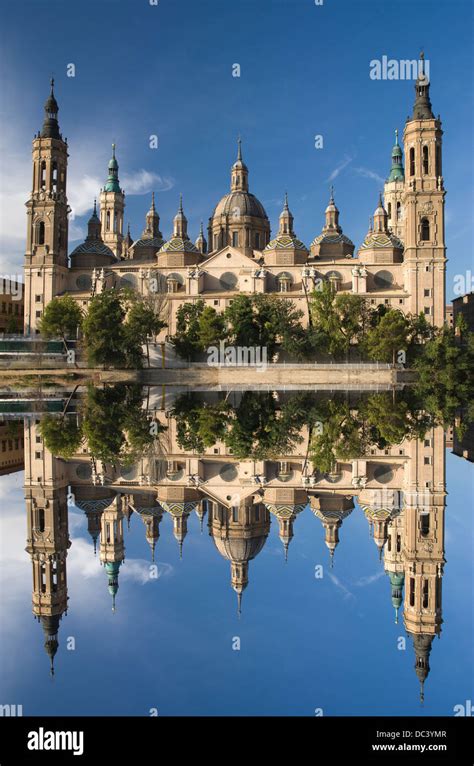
[
  {"x1": 37, "y1": 221, "x2": 45, "y2": 245},
  {"x1": 409, "y1": 577, "x2": 415, "y2": 606},
  {"x1": 396, "y1": 201, "x2": 401, "y2": 219},
  {"x1": 422, "y1": 145, "x2": 429, "y2": 174},
  {"x1": 38, "y1": 508, "x2": 45, "y2": 533},
  {"x1": 387, "y1": 202, "x2": 391, "y2": 219},
  {"x1": 232, "y1": 231, "x2": 239, "y2": 247},
  {"x1": 255, "y1": 232, "x2": 261, "y2": 249},
  {"x1": 420, "y1": 513, "x2": 430, "y2": 536},
  {"x1": 422, "y1": 580, "x2": 429, "y2": 609},
  {"x1": 435, "y1": 145, "x2": 441, "y2": 177},
  {"x1": 51, "y1": 162, "x2": 58, "y2": 193},
  {"x1": 232, "y1": 506, "x2": 239, "y2": 522},
  {"x1": 40, "y1": 161, "x2": 46, "y2": 190},
  {"x1": 396, "y1": 534, "x2": 401, "y2": 553},
  {"x1": 421, "y1": 217, "x2": 430, "y2": 241},
  {"x1": 40, "y1": 563, "x2": 46, "y2": 593},
  {"x1": 409, "y1": 148, "x2": 415, "y2": 176},
  {"x1": 106, "y1": 211, "x2": 111, "y2": 231}
]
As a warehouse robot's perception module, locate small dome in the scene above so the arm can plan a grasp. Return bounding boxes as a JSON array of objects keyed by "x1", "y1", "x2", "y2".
[
  {"x1": 265, "y1": 234, "x2": 308, "y2": 252},
  {"x1": 133, "y1": 236, "x2": 165, "y2": 250},
  {"x1": 159, "y1": 237, "x2": 199, "y2": 254},
  {"x1": 212, "y1": 191, "x2": 268, "y2": 220},
  {"x1": 311, "y1": 232, "x2": 354, "y2": 247},
  {"x1": 359, "y1": 231, "x2": 403, "y2": 250},
  {"x1": 70, "y1": 240, "x2": 116, "y2": 258}
]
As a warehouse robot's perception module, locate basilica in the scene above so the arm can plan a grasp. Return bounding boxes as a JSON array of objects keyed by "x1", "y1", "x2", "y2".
[{"x1": 24, "y1": 59, "x2": 446, "y2": 337}]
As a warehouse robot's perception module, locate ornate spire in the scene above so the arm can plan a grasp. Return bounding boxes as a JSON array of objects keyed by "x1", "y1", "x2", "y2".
[
  {"x1": 104, "y1": 143, "x2": 121, "y2": 193},
  {"x1": 388, "y1": 129, "x2": 404, "y2": 182},
  {"x1": 411, "y1": 51, "x2": 434, "y2": 120},
  {"x1": 278, "y1": 192, "x2": 294, "y2": 235},
  {"x1": 195, "y1": 221, "x2": 207, "y2": 254},
  {"x1": 373, "y1": 193, "x2": 388, "y2": 233},
  {"x1": 86, "y1": 200, "x2": 102, "y2": 241},
  {"x1": 41, "y1": 78, "x2": 61, "y2": 140},
  {"x1": 143, "y1": 192, "x2": 161, "y2": 238},
  {"x1": 173, "y1": 195, "x2": 188, "y2": 238},
  {"x1": 231, "y1": 137, "x2": 249, "y2": 191},
  {"x1": 323, "y1": 187, "x2": 341, "y2": 233}
]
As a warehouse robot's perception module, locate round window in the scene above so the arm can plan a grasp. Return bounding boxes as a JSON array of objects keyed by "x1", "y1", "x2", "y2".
[
  {"x1": 120, "y1": 464, "x2": 139, "y2": 481},
  {"x1": 120, "y1": 273, "x2": 137, "y2": 290},
  {"x1": 374, "y1": 270, "x2": 394, "y2": 289},
  {"x1": 374, "y1": 465, "x2": 394, "y2": 484},
  {"x1": 76, "y1": 463, "x2": 92, "y2": 480},
  {"x1": 219, "y1": 272, "x2": 238, "y2": 290},
  {"x1": 220, "y1": 464, "x2": 238, "y2": 482},
  {"x1": 76, "y1": 274, "x2": 92, "y2": 291}
]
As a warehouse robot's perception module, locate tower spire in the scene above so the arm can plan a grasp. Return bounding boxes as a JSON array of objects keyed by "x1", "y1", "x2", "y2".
[
  {"x1": 411, "y1": 50, "x2": 434, "y2": 120},
  {"x1": 41, "y1": 78, "x2": 61, "y2": 139},
  {"x1": 388, "y1": 128, "x2": 404, "y2": 182}
]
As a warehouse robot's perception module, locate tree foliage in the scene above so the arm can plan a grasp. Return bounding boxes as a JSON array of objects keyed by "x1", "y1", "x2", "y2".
[{"x1": 39, "y1": 295, "x2": 83, "y2": 340}]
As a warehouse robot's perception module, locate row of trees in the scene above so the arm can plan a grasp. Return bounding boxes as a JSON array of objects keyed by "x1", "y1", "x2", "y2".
[
  {"x1": 38, "y1": 289, "x2": 166, "y2": 368},
  {"x1": 40, "y1": 384, "x2": 166, "y2": 465},
  {"x1": 170, "y1": 283, "x2": 440, "y2": 363}
]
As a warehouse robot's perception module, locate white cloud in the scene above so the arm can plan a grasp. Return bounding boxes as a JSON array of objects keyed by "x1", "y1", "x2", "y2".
[
  {"x1": 354, "y1": 570, "x2": 385, "y2": 587},
  {"x1": 0, "y1": 124, "x2": 174, "y2": 272},
  {"x1": 326, "y1": 155, "x2": 353, "y2": 182},
  {"x1": 353, "y1": 166, "x2": 385, "y2": 186},
  {"x1": 327, "y1": 572, "x2": 355, "y2": 601}
]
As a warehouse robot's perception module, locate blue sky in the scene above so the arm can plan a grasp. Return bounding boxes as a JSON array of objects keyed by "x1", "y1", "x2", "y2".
[
  {"x1": 0, "y1": 0, "x2": 473, "y2": 297},
  {"x1": 0, "y1": 448, "x2": 472, "y2": 716}
]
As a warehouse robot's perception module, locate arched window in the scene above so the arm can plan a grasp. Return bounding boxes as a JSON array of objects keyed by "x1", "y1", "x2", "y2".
[
  {"x1": 420, "y1": 513, "x2": 430, "y2": 536},
  {"x1": 232, "y1": 506, "x2": 239, "y2": 523},
  {"x1": 40, "y1": 161, "x2": 47, "y2": 190},
  {"x1": 51, "y1": 162, "x2": 58, "y2": 193},
  {"x1": 232, "y1": 231, "x2": 239, "y2": 247},
  {"x1": 106, "y1": 211, "x2": 110, "y2": 231},
  {"x1": 387, "y1": 202, "x2": 392, "y2": 219},
  {"x1": 421, "y1": 217, "x2": 430, "y2": 241},
  {"x1": 422, "y1": 580, "x2": 429, "y2": 609},
  {"x1": 422, "y1": 145, "x2": 429, "y2": 175},
  {"x1": 396, "y1": 201, "x2": 401, "y2": 220},
  {"x1": 409, "y1": 577, "x2": 415, "y2": 607},
  {"x1": 37, "y1": 221, "x2": 45, "y2": 245},
  {"x1": 38, "y1": 507, "x2": 45, "y2": 533},
  {"x1": 40, "y1": 563, "x2": 46, "y2": 593},
  {"x1": 255, "y1": 232, "x2": 261, "y2": 249},
  {"x1": 409, "y1": 148, "x2": 415, "y2": 176},
  {"x1": 435, "y1": 145, "x2": 441, "y2": 177}
]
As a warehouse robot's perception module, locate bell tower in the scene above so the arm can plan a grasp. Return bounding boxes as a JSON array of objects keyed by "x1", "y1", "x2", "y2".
[
  {"x1": 100, "y1": 144, "x2": 125, "y2": 257},
  {"x1": 24, "y1": 79, "x2": 70, "y2": 334},
  {"x1": 402, "y1": 53, "x2": 446, "y2": 326}
]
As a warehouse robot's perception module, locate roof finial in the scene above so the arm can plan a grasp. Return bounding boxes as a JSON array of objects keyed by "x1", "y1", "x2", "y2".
[
  {"x1": 151, "y1": 191, "x2": 155, "y2": 210},
  {"x1": 112, "y1": 142, "x2": 116, "y2": 158},
  {"x1": 237, "y1": 134, "x2": 242, "y2": 161},
  {"x1": 178, "y1": 193, "x2": 183, "y2": 213},
  {"x1": 50, "y1": 76, "x2": 55, "y2": 94},
  {"x1": 284, "y1": 191, "x2": 289, "y2": 210},
  {"x1": 395, "y1": 128, "x2": 399, "y2": 145},
  {"x1": 237, "y1": 591, "x2": 242, "y2": 617},
  {"x1": 93, "y1": 198, "x2": 97, "y2": 215},
  {"x1": 330, "y1": 184, "x2": 334, "y2": 202}
]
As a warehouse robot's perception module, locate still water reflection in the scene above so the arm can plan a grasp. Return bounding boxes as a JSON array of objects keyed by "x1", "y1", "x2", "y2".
[{"x1": 0, "y1": 387, "x2": 472, "y2": 716}]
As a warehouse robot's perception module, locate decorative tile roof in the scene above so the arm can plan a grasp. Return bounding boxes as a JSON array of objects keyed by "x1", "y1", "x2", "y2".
[
  {"x1": 70, "y1": 240, "x2": 116, "y2": 258},
  {"x1": 159, "y1": 237, "x2": 199, "y2": 254},
  {"x1": 132, "y1": 236, "x2": 165, "y2": 250},
  {"x1": 359, "y1": 232, "x2": 403, "y2": 250},
  {"x1": 311, "y1": 232, "x2": 354, "y2": 247},
  {"x1": 264, "y1": 234, "x2": 308, "y2": 252}
]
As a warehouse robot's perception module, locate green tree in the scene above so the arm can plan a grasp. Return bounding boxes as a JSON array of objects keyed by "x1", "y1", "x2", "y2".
[
  {"x1": 39, "y1": 295, "x2": 82, "y2": 340},
  {"x1": 171, "y1": 299, "x2": 206, "y2": 360},
  {"x1": 310, "y1": 282, "x2": 368, "y2": 357},
  {"x1": 365, "y1": 309, "x2": 410, "y2": 364},
  {"x1": 197, "y1": 306, "x2": 227, "y2": 350},
  {"x1": 82, "y1": 290, "x2": 128, "y2": 368},
  {"x1": 224, "y1": 295, "x2": 256, "y2": 347},
  {"x1": 40, "y1": 414, "x2": 83, "y2": 459}
]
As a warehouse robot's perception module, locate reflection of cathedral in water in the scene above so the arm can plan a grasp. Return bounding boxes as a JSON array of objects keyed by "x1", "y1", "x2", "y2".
[{"x1": 23, "y1": 405, "x2": 445, "y2": 703}]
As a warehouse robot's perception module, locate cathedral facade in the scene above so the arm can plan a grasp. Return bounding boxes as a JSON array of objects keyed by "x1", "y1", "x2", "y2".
[{"x1": 24, "y1": 61, "x2": 446, "y2": 338}]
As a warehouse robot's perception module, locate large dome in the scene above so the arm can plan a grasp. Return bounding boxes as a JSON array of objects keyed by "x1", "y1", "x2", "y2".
[
  {"x1": 212, "y1": 534, "x2": 268, "y2": 562},
  {"x1": 212, "y1": 190, "x2": 268, "y2": 220}
]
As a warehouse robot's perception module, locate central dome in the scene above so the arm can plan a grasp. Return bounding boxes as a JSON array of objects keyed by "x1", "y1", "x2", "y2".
[
  {"x1": 208, "y1": 139, "x2": 271, "y2": 254},
  {"x1": 212, "y1": 190, "x2": 268, "y2": 219}
]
